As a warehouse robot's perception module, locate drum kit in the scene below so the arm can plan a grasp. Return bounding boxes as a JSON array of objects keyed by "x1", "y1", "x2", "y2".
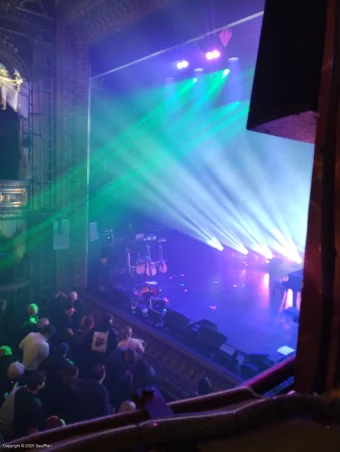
[
  {"x1": 126, "y1": 237, "x2": 168, "y2": 278},
  {"x1": 129, "y1": 281, "x2": 169, "y2": 318}
]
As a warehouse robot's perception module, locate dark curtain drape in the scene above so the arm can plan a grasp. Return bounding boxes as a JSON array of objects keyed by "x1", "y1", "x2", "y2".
[{"x1": 0, "y1": 107, "x2": 20, "y2": 180}]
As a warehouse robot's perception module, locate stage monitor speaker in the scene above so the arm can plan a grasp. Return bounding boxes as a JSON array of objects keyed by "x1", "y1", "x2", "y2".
[
  {"x1": 53, "y1": 219, "x2": 70, "y2": 250},
  {"x1": 163, "y1": 309, "x2": 190, "y2": 331},
  {"x1": 247, "y1": 0, "x2": 328, "y2": 143},
  {"x1": 198, "y1": 326, "x2": 227, "y2": 349},
  {"x1": 247, "y1": 353, "x2": 272, "y2": 371}
]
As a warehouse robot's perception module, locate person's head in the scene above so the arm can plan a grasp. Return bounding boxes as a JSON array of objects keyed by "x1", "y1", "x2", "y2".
[
  {"x1": 119, "y1": 401, "x2": 136, "y2": 413},
  {"x1": 0, "y1": 345, "x2": 12, "y2": 357},
  {"x1": 124, "y1": 348, "x2": 137, "y2": 363},
  {"x1": 197, "y1": 377, "x2": 212, "y2": 396},
  {"x1": 81, "y1": 315, "x2": 95, "y2": 331},
  {"x1": 101, "y1": 313, "x2": 113, "y2": 329},
  {"x1": 41, "y1": 323, "x2": 56, "y2": 340},
  {"x1": 46, "y1": 416, "x2": 66, "y2": 430},
  {"x1": 69, "y1": 291, "x2": 78, "y2": 302},
  {"x1": 63, "y1": 300, "x2": 75, "y2": 317},
  {"x1": 61, "y1": 365, "x2": 79, "y2": 385},
  {"x1": 91, "y1": 364, "x2": 106, "y2": 384},
  {"x1": 7, "y1": 362, "x2": 25, "y2": 381},
  {"x1": 37, "y1": 317, "x2": 50, "y2": 330},
  {"x1": 26, "y1": 370, "x2": 46, "y2": 393},
  {"x1": 119, "y1": 326, "x2": 132, "y2": 340},
  {"x1": 27, "y1": 303, "x2": 39, "y2": 317},
  {"x1": 57, "y1": 342, "x2": 70, "y2": 358}
]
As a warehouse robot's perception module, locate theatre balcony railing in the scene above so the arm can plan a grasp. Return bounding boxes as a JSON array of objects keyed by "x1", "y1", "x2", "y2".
[{"x1": 9, "y1": 357, "x2": 297, "y2": 449}]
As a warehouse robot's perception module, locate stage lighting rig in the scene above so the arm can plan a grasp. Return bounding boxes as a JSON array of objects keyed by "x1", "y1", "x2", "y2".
[
  {"x1": 176, "y1": 60, "x2": 189, "y2": 69},
  {"x1": 199, "y1": 28, "x2": 232, "y2": 63}
]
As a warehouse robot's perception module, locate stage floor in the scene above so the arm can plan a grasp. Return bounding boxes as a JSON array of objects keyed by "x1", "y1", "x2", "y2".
[{"x1": 113, "y1": 264, "x2": 299, "y2": 357}]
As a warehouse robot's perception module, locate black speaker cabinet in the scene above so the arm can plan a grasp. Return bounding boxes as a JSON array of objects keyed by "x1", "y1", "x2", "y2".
[
  {"x1": 163, "y1": 309, "x2": 190, "y2": 331},
  {"x1": 247, "y1": 0, "x2": 329, "y2": 143}
]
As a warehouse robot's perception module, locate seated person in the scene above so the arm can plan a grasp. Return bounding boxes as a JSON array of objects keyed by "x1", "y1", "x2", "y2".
[
  {"x1": 117, "y1": 326, "x2": 145, "y2": 354},
  {"x1": 19, "y1": 324, "x2": 56, "y2": 371},
  {"x1": 13, "y1": 371, "x2": 46, "y2": 440}
]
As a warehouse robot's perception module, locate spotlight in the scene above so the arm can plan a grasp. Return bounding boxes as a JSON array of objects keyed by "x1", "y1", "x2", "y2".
[
  {"x1": 222, "y1": 68, "x2": 230, "y2": 78},
  {"x1": 177, "y1": 60, "x2": 189, "y2": 69},
  {"x1": 193, "y1": 77, "x2": 198, "y2": 83},
  {"x1": 228, "y1": 57, "x2": 239, "y2": 61},
  {"x1": 193, "y1": 68, "x2": 204, "y2": 72},
  {"x1": 206, "y1": 50, "x2": 221, "y2": 60},
  {"x1": 207, "y1": 239, "x2": 223, "y2": 251}
]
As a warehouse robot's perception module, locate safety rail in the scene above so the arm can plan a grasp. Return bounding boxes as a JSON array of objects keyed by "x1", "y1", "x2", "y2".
[{"x1": 10, "y1": 357, "x2": 296, "y2": 447}]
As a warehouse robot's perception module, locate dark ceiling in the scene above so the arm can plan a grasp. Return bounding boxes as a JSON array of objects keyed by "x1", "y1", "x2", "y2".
[{"x1": 90, "y1": 0, "x2": 264, "y2": 78}]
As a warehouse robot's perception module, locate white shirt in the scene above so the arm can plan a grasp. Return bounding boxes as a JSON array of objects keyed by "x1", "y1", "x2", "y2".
[
  {"x1": 19, "y1": 332, "x2": 49, "y2": 371},
  {"x1": 117, "y1": 338, "x2": 145, "y2": 353}
]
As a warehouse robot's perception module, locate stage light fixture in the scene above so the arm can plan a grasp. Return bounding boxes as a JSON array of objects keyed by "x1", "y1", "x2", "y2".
[
  {"x1": 222, "y1": 68, "x2": 230, "y2": 78},
  {"x1": 177, "y1": 60, "x2": 189, "y2": 69},
  {"x1": 206, "y1": 50, "x2": 221, "y2": 60},
  {"x1": 228, "y1": 57, "x2": 239, "y2": 61},
  {"x1": 194, "y1": 68, "x2": 204, "y2": 72},
  {"x1": 193, "y1": 77, "x2": 198, "y2": 83}
]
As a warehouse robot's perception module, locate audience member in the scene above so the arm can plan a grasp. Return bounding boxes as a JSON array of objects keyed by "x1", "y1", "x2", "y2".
[
  {"x1": 2, "y1": 362, "x2": 25, "y2": 404},
  {"x1": 54, "y1": 301, "x2": 76, "y2": 342},
  {"x1": 18, "y1": 304, "x2": 40, "y2": 342},
  {"x1": 58, "y1": 365, "x2": 84, "y2": 424},
  {"x1": 0, "y1": 346, "x2": 15, "y2": 395},
  {"x1": 105, "y1": 348, "x2": 136, "y2": 411},
  {"x1": 133, "y1": 358, "x2": 155, "y2": 390},
  {"x1": 69, "y1": 292, "x2": 83, "y2": 329},
  {"x1": 0, "y1": 382, "x2": 21, "y2": 439},
  {"x1": 46, "y1": 416, "x2": 66, "y2": 430},
  {"x1": 13, "y1": 370, "x2": 46, "y2": 439},
  {"x1": 37, "y1": 318, "x2": 50, "y2": 331},
  {"x1": 197, "y1": 377, "x2": 212, "y2": 396},
  {"x1": 81, "y1": 314, "x2": 118, "y2": 374},
  {"x1": 40, "y1": 343, "x2": 73, "y2": 416},
  {"x1": 0, "y1": 347, "x2": 15, "y2": 405},
  {"x1": 119, "y1": 401, "x2": 136, "y2": 413},
  {"x1": 80, "y1": 365, "x2": 111, "y2": 421},
  {"x1": 117, "y1": 326, "x2": 145, "y2": 354},
  {"x1": 74, "y1": 315, "x2": 95, "y2": 348},
  {"x1": 19, "y1": 324, "x2": 56, "y2": 372}
]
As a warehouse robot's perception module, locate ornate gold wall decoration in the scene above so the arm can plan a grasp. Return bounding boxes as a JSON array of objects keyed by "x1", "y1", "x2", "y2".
[{"x1": 0, "y1": 180, "x2": 29, "y2": 210}]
